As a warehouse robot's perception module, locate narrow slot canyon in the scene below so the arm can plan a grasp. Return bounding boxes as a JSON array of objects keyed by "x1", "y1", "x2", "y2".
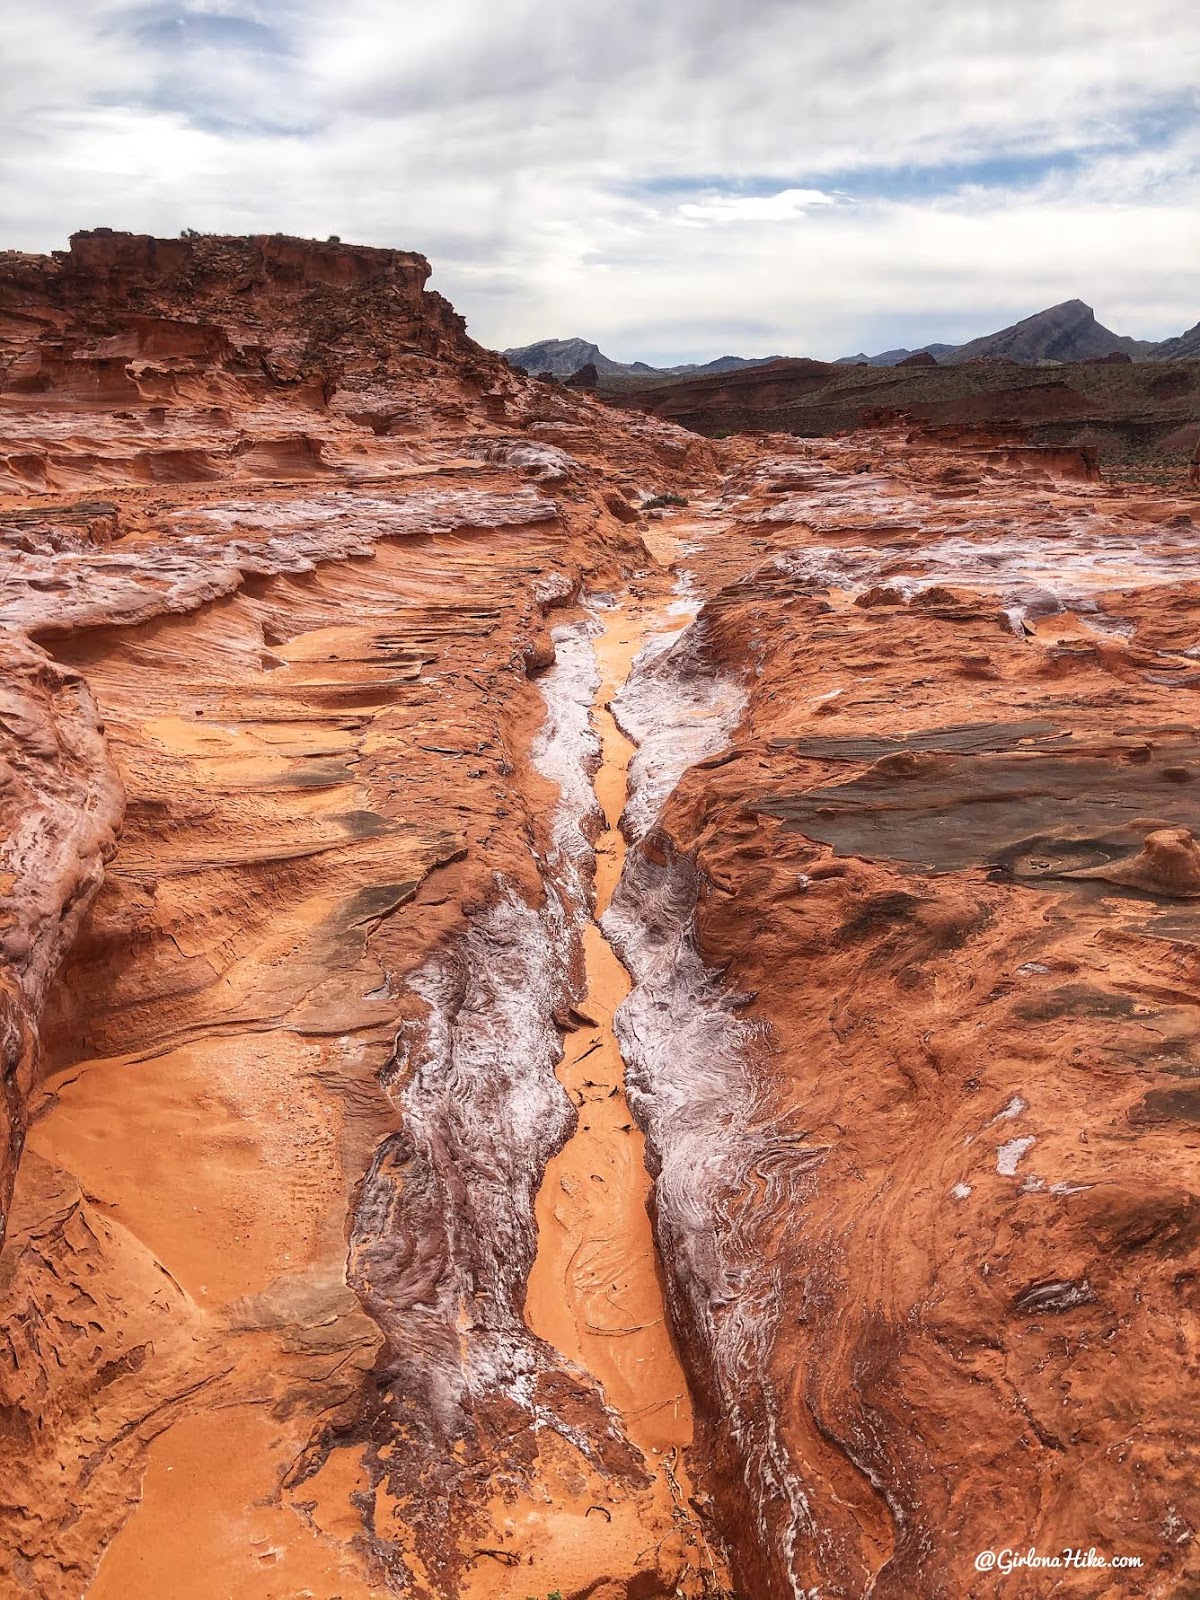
[
  {"x1": 497, "y1": 566, "x2": 727, "y2": 1598},
  {"x1": 4, "y1": 232, "x2": 1200, "y2": 1600},
  {"x1": 526, "y1": 581, "x2": 692, "y2": 1441}
]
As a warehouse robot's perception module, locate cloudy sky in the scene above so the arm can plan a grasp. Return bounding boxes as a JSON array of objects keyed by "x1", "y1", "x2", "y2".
[{"x1": 3, "y1": 1, "x2": 1198, "y2": 363}]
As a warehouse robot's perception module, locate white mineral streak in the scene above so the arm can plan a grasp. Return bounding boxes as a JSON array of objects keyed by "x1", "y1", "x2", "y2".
[
  {"x1": 464, "y1": 436, "x2": 576, "y2": 482},
  {"x1": 1, "y1": 486, "x2": 556, "y2": 634},
  {"x1": 530, "y1": 618, "x2": 602, "y2": 909},
  {"x1": 611, "y1": 614, "x2": 747, "y2": 841},
  {"x1": 352, "y1": 617, "x2": 613, "y2": 1443},
  {"x1": 355, "y1": 884, "x2": 578, "y2": 1434},
  {"x1": 737, "y1": 442, "x2": 1200, "y2": 628},
  {"x1": 767, "y1": 537, "x2": 1200, "y2": 628},
  {"x1": 993, "y1": 1094, "x2": 1029, "y2": 1122},
  {"x1": 605, "y1": 850, "x2": 822, "y2": 1600},
  {"x1": 996, "y1": 1135, "x2": 1037, "y2": 1176},
  {"x1": 603, "y1": 599, "x2": 819, "y2": 1599}
]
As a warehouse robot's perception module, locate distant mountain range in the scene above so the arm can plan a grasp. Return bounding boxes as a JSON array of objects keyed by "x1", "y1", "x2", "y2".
[
  {"x1": 835, "y1": 300, "x2": 1198, "y2": 366},
  {"x1": 500, "y1": 336, "x2": 782, "y2": 381},
  {"x1": 501, "y1": 302, "x2": 1200, "y2": 382}
]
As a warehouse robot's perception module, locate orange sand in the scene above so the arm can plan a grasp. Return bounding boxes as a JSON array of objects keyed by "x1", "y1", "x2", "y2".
[{"x1": 459, "y1": 574, "x2": 726, "y2": 1599}]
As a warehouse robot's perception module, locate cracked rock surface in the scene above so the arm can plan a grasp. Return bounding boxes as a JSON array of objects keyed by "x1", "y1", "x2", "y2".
[{"x1": 1, "y1": 233, "x2": 1198, "y2": 1600}]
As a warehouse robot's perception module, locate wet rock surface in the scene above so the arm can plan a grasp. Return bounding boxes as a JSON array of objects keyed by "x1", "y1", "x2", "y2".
[{"x1": 1, "y1": 235, "x2": 1199, "y2": 1599}]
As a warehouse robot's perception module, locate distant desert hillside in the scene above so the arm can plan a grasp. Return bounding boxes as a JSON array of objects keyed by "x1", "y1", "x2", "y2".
[
  {"x1": 504, "y1": 298, "x2": 1200, "y2": 383},
  {"x1": 609, "y1": 347, "x2": 1200, "y2": 481}
]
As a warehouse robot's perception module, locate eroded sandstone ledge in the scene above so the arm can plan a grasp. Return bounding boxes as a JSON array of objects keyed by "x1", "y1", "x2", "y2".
[{"x1": 1, "y1": 233, "x2": 1198, "y2": 1599}]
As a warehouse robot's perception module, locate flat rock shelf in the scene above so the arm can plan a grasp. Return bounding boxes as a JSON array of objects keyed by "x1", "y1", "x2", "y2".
[{"x1": 3, "y1": 231, "x2": 1200, "y2": 1600}]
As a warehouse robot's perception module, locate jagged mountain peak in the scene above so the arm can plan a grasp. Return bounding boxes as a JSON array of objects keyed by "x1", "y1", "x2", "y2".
[
  {"x1": 501, "y1": 336, "x2": 781, "y2": 381},
  {"x1": 838, "y1": 298, "x2": 1166, "y2": 367}
]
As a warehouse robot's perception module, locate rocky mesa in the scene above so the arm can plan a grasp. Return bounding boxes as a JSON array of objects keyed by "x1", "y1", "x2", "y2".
[{"x1": 1, "y1": 231, "x2": 1199, "y2": 1600}]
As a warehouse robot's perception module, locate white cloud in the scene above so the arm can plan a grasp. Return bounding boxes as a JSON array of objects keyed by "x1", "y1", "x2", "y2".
[
  {"x1": 677, "y1": 189, "x2": 839, "y2": 225},
  {"x1": 1, "y1": 0, "x2": 1197, "y2": 360}
]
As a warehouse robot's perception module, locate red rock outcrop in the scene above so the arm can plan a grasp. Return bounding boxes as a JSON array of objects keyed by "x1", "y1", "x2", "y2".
[
  {"x1": 607, "y1": 437, "x2": 1200, "y2": 1598},
  {"x1": 1, "y1": 235, "x2": 1199, "y2": 1600},
  {"x1": 0, "y1": 232, "x2": 719, "y2": 1600},
  {"x1": 612, "y1": 355, "x2": 1200, "y2": 481}
]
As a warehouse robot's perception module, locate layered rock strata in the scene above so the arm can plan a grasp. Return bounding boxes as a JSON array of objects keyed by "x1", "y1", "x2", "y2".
[
  {"x1": 614, "y1": 356, "x2": 1200, "y2": 482},
  {"x1": 609, "y1": 442, "x2": 1200, "y2": 1598},
  {"x1": 0, "y1": 232, "x2": 714, "y2": 1599},
  {"x1": 1, "y1": 234, "x2": 1198, "y2": 1600}
]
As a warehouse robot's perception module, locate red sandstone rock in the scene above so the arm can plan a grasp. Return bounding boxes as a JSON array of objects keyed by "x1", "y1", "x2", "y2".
[
  {"x1": 615, "y1": 353, "x2": 1200, "y2": 481},
  {"x1": 0, "y1": 232, "x2": 717, "y2": 1600},
  {"x1": 2, "y1": 234, "x2": 1199, "y2": 1600},
  {"x1": 605, "y1": 434, "x2": 1200, "y2": 1598}
]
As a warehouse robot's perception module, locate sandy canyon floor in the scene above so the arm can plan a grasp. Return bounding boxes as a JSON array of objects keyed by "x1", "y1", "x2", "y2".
[{"x1": 1, "y1": 234, "x2": 1199, "y2": 1600}]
